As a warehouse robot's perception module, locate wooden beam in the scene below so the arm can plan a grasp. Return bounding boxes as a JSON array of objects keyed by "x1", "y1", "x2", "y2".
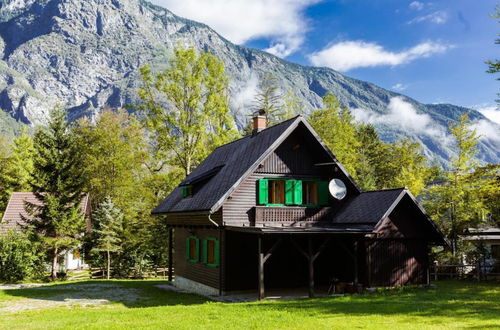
[
  {"x1": 258, "y1": 236, "x2": 265, "y2": 300},
  {"x1": 168, "y1": 227, "x2": 173, "y2": 282},
  {"x1": 353, "y1": 240, "x2": 358, "y2": 286},
  {"x1": 292, "y1": 237, "x2": 330, "y2": 298},
  {"x1": 263, "y1": 239, "x2": 283, "y2": 264}
]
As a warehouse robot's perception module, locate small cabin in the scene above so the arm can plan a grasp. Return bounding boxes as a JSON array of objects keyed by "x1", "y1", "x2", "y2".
[
  {"x1": 0, "y1": 192, "x2": 92, "y2": 270},
  {"x1": 153, "y1": 115, "x2": 446, "y2": 298}
]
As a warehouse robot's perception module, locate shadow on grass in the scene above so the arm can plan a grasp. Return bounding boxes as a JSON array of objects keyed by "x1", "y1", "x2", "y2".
[
  {"x1": 245, "y1": 281, "x2": 500, "y2": 322},
  {"x1": 2, "y1": 280, "x2": 211, "y2": 308}
]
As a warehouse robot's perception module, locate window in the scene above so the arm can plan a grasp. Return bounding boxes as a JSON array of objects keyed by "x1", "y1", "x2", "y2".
[
  {"x1": 182, "y1": 185, "x2": 193, "y2": 198},
  {"x1": 259, "y1": 178, "x2": 329, "y2": 206},
  {"x1": 269, "y1": 180, "x2": 285, "y2": 204},
  {"x1": 186, "y1": 236, "x2": 199, "y2": 262},
  {"x1": 203, "y1": 238, "x2": 220, "y2": 267},
  {"x1": 302, "y1": 181, "x2": 318, "y2": 205}
]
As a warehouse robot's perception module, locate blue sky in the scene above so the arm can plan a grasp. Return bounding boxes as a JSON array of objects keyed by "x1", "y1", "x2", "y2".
[{"x1": 152, "y1": 0, "x2": 499, "y2": 122}]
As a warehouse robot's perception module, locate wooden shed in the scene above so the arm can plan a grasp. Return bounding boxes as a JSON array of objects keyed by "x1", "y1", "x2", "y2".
[{"x1": 153, "y1": 115, "x2": 446, "y2": 298}]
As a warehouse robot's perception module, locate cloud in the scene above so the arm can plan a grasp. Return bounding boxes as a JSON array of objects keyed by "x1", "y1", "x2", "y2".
[
  {"x1": 308, "y1": 40, "x2": 450, "y2": 71},
  {"x1": 473, "y1": 120, "x2": 500, "y2": 144},
  {"x1": 392, "y1": 83, "x2": 408, "y2": 91},
  {"x1": 409, "y1": 1, "x2": 424, "y2": 11},
  {"x1": 476, "y1": 105, "x2": 500, "y2": 125},
  {"x1": 150, "y1": 0, "x2": 320, "y2": 57},
  {"x1": 231, "y1": 73, "x2": 259, "y2": 112},
  {"x1": 408, "y1": 11, "x2": 448, "y2": 24},
  {"x1": 352, "y1": 97, "x2": 449, "y2": 142}
]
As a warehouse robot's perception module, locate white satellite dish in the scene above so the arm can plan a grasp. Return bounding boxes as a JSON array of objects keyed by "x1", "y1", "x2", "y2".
[{"x1": 328, "y1": 179, "x2": 347, "y2": 200}]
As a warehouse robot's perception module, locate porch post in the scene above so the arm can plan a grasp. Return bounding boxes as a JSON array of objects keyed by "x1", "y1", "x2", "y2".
[
  {"x1": 353, "y1": 240, "x2": 358, "y2": 286},
  {"x1": 308, "y1": 237, "x2": 315, "y2": 298},
  {"x1": 258, "y1": 235, "x2": 265, "y2": 300},
  {"x1": 168, "y1": 227, "x2": 173, "y2": 282}
]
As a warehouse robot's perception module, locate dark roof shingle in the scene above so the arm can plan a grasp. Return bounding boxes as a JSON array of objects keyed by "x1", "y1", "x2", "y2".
[{"x1": 332, "y1": 188, "x2": 405, "y2": 224}]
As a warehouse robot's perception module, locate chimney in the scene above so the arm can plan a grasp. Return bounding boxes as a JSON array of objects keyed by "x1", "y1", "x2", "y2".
[{"x1": 252, "y1": 109, "x2": 266, "y2": 135}]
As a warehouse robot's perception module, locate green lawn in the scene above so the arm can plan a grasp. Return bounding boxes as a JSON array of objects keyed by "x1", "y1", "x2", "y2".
[{"x1": 0, "y1": 280, "x2": 498, "y2": 329}]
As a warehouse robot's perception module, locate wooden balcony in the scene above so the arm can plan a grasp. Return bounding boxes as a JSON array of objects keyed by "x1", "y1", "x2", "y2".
[{"x1": 254, "y1": 206, "x2": 334, "y2": 226}]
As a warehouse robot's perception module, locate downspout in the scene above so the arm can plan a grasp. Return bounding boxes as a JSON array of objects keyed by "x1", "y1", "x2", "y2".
[{"x1": 208, "y1": 213, "x2": 219, "y2": 227}]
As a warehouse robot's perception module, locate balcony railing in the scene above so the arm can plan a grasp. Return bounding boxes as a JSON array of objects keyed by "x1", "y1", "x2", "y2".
[{"x1": 254, "y1": 206, "x2": 333, "y2": 226}]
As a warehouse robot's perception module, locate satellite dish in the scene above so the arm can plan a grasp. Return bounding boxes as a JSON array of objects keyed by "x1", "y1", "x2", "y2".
[{"x1": 328, "y1": 179, "x2": 347, "y2": 200}]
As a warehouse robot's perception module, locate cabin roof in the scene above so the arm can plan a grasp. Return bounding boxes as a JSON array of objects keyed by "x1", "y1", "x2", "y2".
[
  {"x1": 153, "y1": 116, "x2": 359, "y2": 214},
  {"x1": 331, "y1": 188, "x2": 406, "y2": 224},
  {"x1": 0, "y1": 192, "x2": 91, "y2": 234}
]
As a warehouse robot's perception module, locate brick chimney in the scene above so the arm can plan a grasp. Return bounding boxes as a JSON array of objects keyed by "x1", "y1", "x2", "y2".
[{"x1": 252, "y1": 109, "x2": 266, "y2": 135}]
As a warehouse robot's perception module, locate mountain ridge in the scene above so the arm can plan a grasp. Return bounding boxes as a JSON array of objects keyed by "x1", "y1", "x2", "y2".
[{"x1": 0, "y1": 0, "x2": 498, "y2": 164}]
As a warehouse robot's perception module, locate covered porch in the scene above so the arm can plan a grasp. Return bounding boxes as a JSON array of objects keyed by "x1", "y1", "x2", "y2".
[{"x1": 224, "y1": 227, "x2": 374, "y2": 299}]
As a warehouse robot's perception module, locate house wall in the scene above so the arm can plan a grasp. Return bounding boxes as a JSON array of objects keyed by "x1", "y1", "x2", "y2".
[
  {"x1": 222, "y1": 127, "x2": 357, "y2": 227},
  {"x1": 173, "y1": 227, "x2": 224, "y2": 291}
]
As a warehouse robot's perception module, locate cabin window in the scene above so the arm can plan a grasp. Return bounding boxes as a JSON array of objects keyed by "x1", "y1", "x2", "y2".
[
  {"x1": 203, "y1": 238, "x2": 220, "y2": 267},
  {"x1": 182, "y1": 185, "x2": 193, "y2": 198},
  {"x1": 186, "y1": 236, "x2": 200, "y2": 262},
  {"x1": 302, "y1": 181, "x2": 318, "y2": 205},
  {"x1": 258, "y1": 178, "x2": 329, "y2": 206},
  {"x1": 268, "y1": 180, "x2": 285, "y2": 204}
]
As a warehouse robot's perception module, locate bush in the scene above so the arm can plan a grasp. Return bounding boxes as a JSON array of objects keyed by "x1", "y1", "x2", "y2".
[{"x1": 0, "y1": 230, "x2": 44, "y2": 283}]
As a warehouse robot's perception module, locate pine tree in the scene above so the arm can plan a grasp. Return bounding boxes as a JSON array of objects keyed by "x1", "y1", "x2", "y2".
[
  {"x1": 92, "y1": 196, "x2": 123, "y2": 280},
  {"x1": 0, "y1": 138, "x2": 11, "y2": 218},
  {"x1": 138, "y1": 45, "x2": 239, "y2": 176},
  {"x1": 25, "y1": 109, "x2": 86, "y2": 280},
  {"x1": 253, "y1": 73, "x2": 294, "y2": 125}
]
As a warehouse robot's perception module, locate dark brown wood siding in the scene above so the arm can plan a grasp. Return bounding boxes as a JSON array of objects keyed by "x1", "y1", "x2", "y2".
[
  {"x1": 166, "y1": 210, "x2": 223, "y2": 226},
  {"x1": 173, "y1": 227, "x2": 225, "y2": 289},
  {"x1": 367, "y1": 239, "x2": 429, "y2": 286},
  {"x1": 223, "y1": 127, "x2": 357, "y2": 226}
]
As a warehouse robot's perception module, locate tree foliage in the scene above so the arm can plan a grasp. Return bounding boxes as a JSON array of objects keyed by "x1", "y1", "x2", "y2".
[
  {"x1": 138, "y1": 45, "x2": 239, "y2": 176},
  {"x1": 26, "y1": 108, "x2": 86, "y2": 281},
  {"x1": 91, "y1": 196, "x2": 123, "y2": 280},
  {"x1": 0, "y1": 230, "x2": 44, "y2": 283}
]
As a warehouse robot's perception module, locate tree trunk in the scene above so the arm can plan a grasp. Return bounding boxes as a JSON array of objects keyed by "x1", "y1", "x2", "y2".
[
  {"x1": 107, "y1": 250, "x2": 111, "y2": 280},
  {"x1": 51, "y1": 247, "x2": 59, "y2": 281}
]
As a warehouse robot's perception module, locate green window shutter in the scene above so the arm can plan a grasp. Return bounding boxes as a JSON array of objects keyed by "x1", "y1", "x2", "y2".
[
  {"x1": 285, "y1": 180, "x2": 295, "y2": 205},
  {"x1": 214, "y1": 239, "x2": 220, "y2": 267},
  {"x1": 181, "y1": 187, "x2": 186, "y2": 198},
  {"x1": 294, "y1": 180, "x2": 303, "y2": 205},
  {"x1": 258, "y1": 179, "x2": 269, "y2": 205},
  {"x1": 318, "y1": 181, "x2": 329, "y2": 206},
  {"x1": 194, "y1": 237, "x2": 200, "y2": 262},
  {"x1": 202, "y1": 239, "x2": 208, "y2": 264}
]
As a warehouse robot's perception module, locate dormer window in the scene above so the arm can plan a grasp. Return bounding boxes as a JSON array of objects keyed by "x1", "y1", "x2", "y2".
[{"x1": 182, "y1": 185, "x2": 193, "y2": 198}]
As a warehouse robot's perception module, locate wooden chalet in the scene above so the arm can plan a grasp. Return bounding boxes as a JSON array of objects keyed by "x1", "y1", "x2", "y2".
[{"x1": 153, "y1": 115, "x2": 446, "y2": 298}]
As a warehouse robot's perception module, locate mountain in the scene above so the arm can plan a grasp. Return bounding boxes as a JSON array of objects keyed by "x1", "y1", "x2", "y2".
[{"x1": 0, "y1": 0, "x2": 498, "y2": 165}]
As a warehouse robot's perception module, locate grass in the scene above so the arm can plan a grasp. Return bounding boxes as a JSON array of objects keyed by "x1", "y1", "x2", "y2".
[{"x1": 0, "y1": 280, "x2": 498, "y2": 329}]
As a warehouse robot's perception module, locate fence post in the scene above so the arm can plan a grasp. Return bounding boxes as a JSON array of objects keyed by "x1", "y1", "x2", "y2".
[
  {"x1": 476, "y1": 260, "x2": 481, "y2": 281},
  {"x1": 434, "y1": 263, "x2": 438, "y2": 281}
]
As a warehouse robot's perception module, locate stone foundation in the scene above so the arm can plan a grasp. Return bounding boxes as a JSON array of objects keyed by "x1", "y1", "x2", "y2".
[{"x1": 173, "y1": 276, "x2": 220, "y2": 296}]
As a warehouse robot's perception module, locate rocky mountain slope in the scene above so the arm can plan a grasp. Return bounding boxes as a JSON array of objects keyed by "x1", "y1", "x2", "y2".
[{"x1": 0, "y1": 0, "x2": 498, "y2": 164}]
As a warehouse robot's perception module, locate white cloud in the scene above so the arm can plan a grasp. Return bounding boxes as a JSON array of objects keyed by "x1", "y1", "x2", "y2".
[
  {"x1": 308, "y1": 40, "x2": 450, "y2": 71},
  {"x1": 473, "y1": 120, "x2": 500, "y2": 144},
  {"x1": 150, "y1": 0, "x2": 320, "y2": 57},
  {"x1": 408, "y1": 11, "x2": 448, "y2": 24},
  {"x1": 392, "y1": 83, "x2": 408, "y2": 91},
  {"x1": 352, "y1": 97, "x2": 448, "y2": 140},
  {"x1": 409, "y1": 1, "x2": 424, "y2": 11},
  {"x1": 476, "y1": 105, "x2": 500, "y2": 124},
  {"x1": 232, "y1": 73, "x2": 259, "y2": 112}
]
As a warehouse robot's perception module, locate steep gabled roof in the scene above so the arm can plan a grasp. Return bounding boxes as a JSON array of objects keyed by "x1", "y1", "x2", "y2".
[
  {"x1": 153, "y1": 116, "x2": 360, "y2": 214},
  {"x1": 0, "y1": 192, "x2": 91, "y2": 234}
]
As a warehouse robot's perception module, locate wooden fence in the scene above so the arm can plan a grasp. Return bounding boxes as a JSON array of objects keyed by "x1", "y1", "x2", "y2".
[
  {"x1": 430, "y1": 264, "x2": 500, "y2": 281},
  {"x1": 90, "y1": 267, "x2": 172, "y2": 279}
]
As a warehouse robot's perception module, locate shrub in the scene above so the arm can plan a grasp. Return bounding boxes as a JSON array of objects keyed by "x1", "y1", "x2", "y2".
[{"x1": 0, "y1": 230, "x2": 44, "y2": 283}]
